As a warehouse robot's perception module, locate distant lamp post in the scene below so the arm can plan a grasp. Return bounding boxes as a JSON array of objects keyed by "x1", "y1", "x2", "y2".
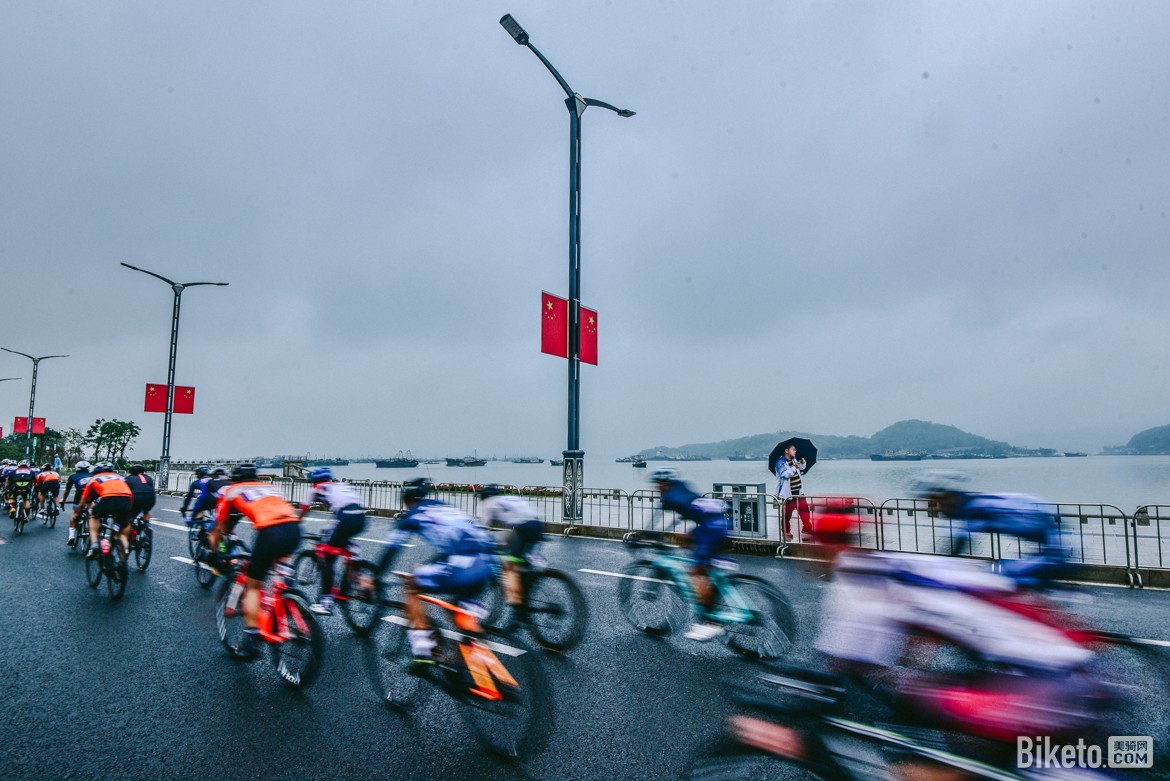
[
  {"x1": 499, "y1": 13, "x2": 634, "y2": 524},
  {"x1": 0, "y1": 349, "x2": 67, "y2": 462},
  {"x1": 121, "y1": 262, "x2": 228, "y2": 489}
]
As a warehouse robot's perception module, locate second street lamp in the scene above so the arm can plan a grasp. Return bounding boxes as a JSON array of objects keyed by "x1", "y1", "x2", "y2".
[
  {"x1": 0, "y1": 349, "x2": 67, "y2": 462},
  {"x1": 499, "y1": 13, "x2": 635, "y2": 525},
  {"x1": 121, "y1": 262, "x2": 228, "y2": 490}
]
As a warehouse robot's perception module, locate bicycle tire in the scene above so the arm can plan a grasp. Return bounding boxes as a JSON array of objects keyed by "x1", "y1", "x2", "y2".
[
  {"x1": 524, "y1": 569, "x2": 589, "y2": 652},
  {"x1": 456, "y1": 627, "x2": 551, "y2": 759},
  {"x1": 187, "y1": 523, "x2": 202, "y2": 558},
  {"x1": 76, "y1": 524, "x2": 90, "y2": 556},
  {"x1": 216, "y1": 576, "x2": 254, "y2": 659},
  {"x1": 617, "y1": 560, "x2": 688, "y2": 637},
  {"x1": 84, "y1": 540, "x2": 104, "y2": 588},
  {"x1": 47, "y1": 504, "x2": 58, "y2": 528},
  {"x1": 723, "y1": 575, "x2": 797, "y2": 662},
  {"x1": 339, "y1": 560, "x2": 384, "y2": 636},
  {"x1": 105, "y1": 544, "x2": 128, "y2": 601},
  {"x1": 134, "y1": 526, "x2": 153, "y2": 571},
  {"x1": 292, "y1": 550, "x2": 323, "y2": 604},
  {"x1": 194, "y1": 541, "x2": 218, "y2": 589},
  {"x1": 479, "y1": 574, "x2": 507, "y2": 629},
  {"x1": 272, "y1": 591, "x2": 324, "y2": 689},
  {"x1": 364, "y1": 601, "x2": 433, "y2": 710}
]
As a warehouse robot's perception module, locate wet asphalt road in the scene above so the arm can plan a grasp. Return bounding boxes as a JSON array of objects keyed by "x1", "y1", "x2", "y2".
[{"x1": 3, "y1": 494, "x2": 1170, "y2": 781}]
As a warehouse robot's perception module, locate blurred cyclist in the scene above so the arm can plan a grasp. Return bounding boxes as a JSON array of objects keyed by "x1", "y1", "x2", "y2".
[
  {"x1": 61, "y1": 460, "x2": 93, "y2": 547},
  {"x1": 475, "y1": 485, "x2": 544, "y2": 614},
  {"x1": 189, "y1": 467, "x2": 232, "y2": 536},
  {"x1": 298, "y1": 467, "x2": 367, "y2": 615},
  {"x1": 647, "y1": 468, "x2": 730, "y2": 642},
  {"x1": 379, "y1": 478, "x2": 495, "y2": 664},
  {"x1": 6, "y1": 461, "x2": 35, "y2": 519},
  {"x1": 180, "y1": 465, "x2": 213, "y2": 523}
]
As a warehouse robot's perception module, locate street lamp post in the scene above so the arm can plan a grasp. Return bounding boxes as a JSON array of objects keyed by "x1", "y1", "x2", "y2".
[
  {"x1": 499, "y1": 13, "x2": 634, "y2": 524},
  {"x1": 0, "y1": 349, "x2": 67, "y2": 462},
  {"x1": 121, "y1": 263, "x2": 228, "y2": 489}
]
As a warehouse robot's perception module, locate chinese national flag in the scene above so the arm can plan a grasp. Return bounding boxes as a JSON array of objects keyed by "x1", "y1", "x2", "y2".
[
  {"x1": 173, "y1": 385, "x2": 195, "y2": 414},
  {"x1": 145, "y1": 383, "x2": 167, "y2": 413},
  {"x1": 31, "y1": 418, "x2": 45, "y2": 435},
  {"x1": 541, "y1": 292, "x2": 569, "y2": 359},
  {"x1": 580, "y1": 305, "x2": 598, "y2": 365},
  {"x1": 13, "y1": 417, "x2": 26, "y2": 435}
]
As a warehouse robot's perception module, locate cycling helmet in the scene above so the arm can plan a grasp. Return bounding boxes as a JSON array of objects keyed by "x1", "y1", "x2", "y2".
[
  {"x1": 308, "y1": 467, "x2": 333, "y2": 483},
  {"x1": 195, "y1": 465, "x2": 212, "y2": 477},
  {"x1": 478, "y1": 484, "x2": 505, "y2": 500},
  {"x1": 92, "y1": 464, "x2": 114, "y2": 475},
  {"x1": 402, "y1": 477, "x2": 433, "y2": 503},
  {"x1": 42, "y1": 464, "x2": 52, "y2": 471},
  {"x1": 75, "y1": 460, "x2": 91, "y2": 470},
  {"x1": 909, "y1": 470, "x2": 969, "y2": 497},
  {"x1": 128, "y1": 464, "x2": 146, "y2": 475},
  {"x1": 18, "y1": 461, "x2": 28, "y2": 467},
  {"x1": 230, "y1": 463, "x2": 258, "y2": 482},
  {"x1": 649, "y1": 467, "x2": 679, "y2": 484},
  {"x1": 212, "y1": 467, "x2": 227, "y2": 477}
]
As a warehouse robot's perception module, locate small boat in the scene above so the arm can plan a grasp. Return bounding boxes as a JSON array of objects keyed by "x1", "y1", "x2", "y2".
[
  {"x1": 509, "y1": 456, "x2": 544, "y2": 464},
  {"x1": 550, "y1": 459, "x2": 564, "y2": 467},
  {"x1": 632, "y1": 459, "x2": 647, "y2": 468},
  {"x1": 446, "y1": 456, "x2": 488, "y2": 467},
  {"x1": 1064, "y1": 452, "x2": 1088, "y2": 457},
  {"x1": 376, "y1": 451, "x2": 419, "y2": 468}
]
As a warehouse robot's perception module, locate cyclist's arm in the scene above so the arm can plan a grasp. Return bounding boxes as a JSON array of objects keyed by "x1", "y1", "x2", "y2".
[{"x1": 180, "y1": 481, "x2": 199, "y2": 514}]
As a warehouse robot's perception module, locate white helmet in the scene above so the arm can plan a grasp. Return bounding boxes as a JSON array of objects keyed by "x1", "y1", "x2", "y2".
[
  {"x1": 76, "y1": 460, "x2": 91, "y2": 470},
  {"x1": 649, "y1": 467, "x2": 679, "y2": 484},
  {"x1": 909, "y1": 470, "x2": 969, "y2": 497}
]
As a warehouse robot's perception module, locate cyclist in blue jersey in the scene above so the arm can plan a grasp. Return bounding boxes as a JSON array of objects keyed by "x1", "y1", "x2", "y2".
[
  {"x1": 648, "y1": 468, "x2": 731, "y2": 642},
  {"x1": 180, "y1": 465, "x2": 212, "y2": 527},
  {"x1": 190, "y1": 468, "x2": 231, "y2": 535},
  {"x1": 61, "y1": 460, "x2": 92, "y2": 546},
  {"x1": 299, "y1": 467, "x2": 367, "y2": 615},
  {"x1": 380, "y1": 478, "x2": 495, "y2": 663}
]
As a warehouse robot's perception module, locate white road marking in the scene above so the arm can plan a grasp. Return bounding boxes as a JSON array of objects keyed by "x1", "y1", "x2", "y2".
[
  {"x1": 380, "y1": 614, "x2": 525, "y2": 656},
  {"x1": 578, "y1": 567, "x2": 668, "y2": 584}
]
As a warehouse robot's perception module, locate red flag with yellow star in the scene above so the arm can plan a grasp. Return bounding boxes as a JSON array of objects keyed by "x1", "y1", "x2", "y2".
[
  {"x1": 173, "y1": 385, "x2": 196, "y2": 414},
  {"x1": 541, "y1": 292, "x2": 568, "y2": 359},
  {"x1": 580, "y1": 305, "x2": 598, "y2": 365},
  {"x1": 144, "y1": 383, "x2": 167, "y2": 413}
]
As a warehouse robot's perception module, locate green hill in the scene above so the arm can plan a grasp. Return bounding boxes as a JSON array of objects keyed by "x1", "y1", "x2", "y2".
[
  {"x1": 1123, "y1": 424, "x2": 1170, "y2": 454},
  {"x1": 640, "y1": 419, "x2": 1021, "y2": 460}
]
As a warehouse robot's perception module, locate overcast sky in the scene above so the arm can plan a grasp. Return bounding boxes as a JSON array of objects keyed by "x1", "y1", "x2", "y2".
[{"x1": 2, "y1": 1, "x2": 1168, "y2": 459}]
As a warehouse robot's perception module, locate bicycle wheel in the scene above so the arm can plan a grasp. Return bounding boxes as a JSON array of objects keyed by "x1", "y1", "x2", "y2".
[
  {"x1": 339, "y1": 560, "x2": 384, "y2": 636},
  {"x1": 456, "y1": 627, "x2": 551, "y2": 759},
  {"x1": 723, "y1": 575, "x2": 797, "y2": 662},
  {"x1": 187, "y1": 523, "x2": 202, "y2": 558},
  {"x1": 292, "y1": 551, "x2": 323, "y2": 603},
  {"x1": 216, "y1": 577, "x2": 253, "y2": 659},
  {"x1": 364, "y1": 602, "x2": 432, "y2": 709},
  {"x1": 617, "y1": 561, "x2": 688, "y2": 637},
  {"x1": 76, "y1": 523, "x2": 90, "y2": 556},
  {"x1": 47, "y1": 504, "x2": 58, "y2": 528},
  {"x1": 524, "y1": 569, "x2": 589, "y2": 652},
  {"x1": 272, "y1": 591, "x2": 324, "y2": 689},
  {"x1": 478, "y1": 574, "x2": 507, "y2": 629},
  {"x1": 84, "y1": 535, "x2": 104, "y2": 588},
  {"x1": 134, "y1": 526, "x2": 153, "y2": 571},
  {"x1": 105, "y1": 544, "x2": 128, "y2": 601},
  {"x1": 194, "y1": 541, "x2": 219, "y2": 589},
  {"x1": 15, "y1": 507, "x2": 27, "y2": 535}
]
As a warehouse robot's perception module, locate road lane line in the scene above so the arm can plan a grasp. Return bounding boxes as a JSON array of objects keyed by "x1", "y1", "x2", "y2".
[
  {"x1": 578, "y1": 567, "x2": 668, "y2": 584},
  {"x1": 380, "y1": 615, "x2": 525, "y2": 656}
]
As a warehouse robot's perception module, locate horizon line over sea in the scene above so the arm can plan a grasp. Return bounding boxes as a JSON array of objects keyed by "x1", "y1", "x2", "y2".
[{"x1": 247, "y1": 454, "x2": 1170, "y2": 513}]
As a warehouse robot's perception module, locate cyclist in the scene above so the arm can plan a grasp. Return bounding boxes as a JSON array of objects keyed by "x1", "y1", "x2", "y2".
[
  {"x1": 36, "y1": 464, "x2": 61, "y2": 518},
  {"x1": 180, "y1": 465, "x2": 213, "y2": 525},
  {"x1": 475, "y1": 485, "x2": 544, "y2": 614},
  {"x1": 298, "y1": 467, "x2": 367, "y2": 616},
  {"x1": 126, "y1": 464, "x2": 156, "y2": 525},
  {"x1": 380, "y1": 478, "x2": 494, "y2": 664},
  {"x1": 61, "y1": 460, "x2": 93, "y2": 546},
  {"x1": 74, "y1": 464, "x2": 134, "y2": 558},
  {"x1": 6, "y1": 461, "x2": 36, "y2": 522},
  {"x1": 647, "y1": 468, "x2": 731, "y2": 642},
  {"x1": 189, "y1": 467, "x2": 231, "y2": 539},
  {"x1": 206, "y1": 464, "x2": 301, "y2": 658}
]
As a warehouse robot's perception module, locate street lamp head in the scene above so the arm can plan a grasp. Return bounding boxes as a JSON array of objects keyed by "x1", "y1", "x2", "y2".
[
  {"x1": 500, "y1": 14, "x2": 529, "y2": 45},
  {"x1": 617, "y1": 109, "x2": 636, "y2": 118}
]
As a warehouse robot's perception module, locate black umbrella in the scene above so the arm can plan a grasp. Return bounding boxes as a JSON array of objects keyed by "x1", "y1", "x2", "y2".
[{"x1": 768, "y1": 437, "x2": 818, "y2": 475}]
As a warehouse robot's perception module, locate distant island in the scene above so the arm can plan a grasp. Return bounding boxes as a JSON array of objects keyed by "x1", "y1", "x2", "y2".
[
  {"x1": 638, "y1": 419, "x2": 1059, "y2": 461},
  {"x1": 1104, "y1": 424, "x2": 1170, "y2": 455}
]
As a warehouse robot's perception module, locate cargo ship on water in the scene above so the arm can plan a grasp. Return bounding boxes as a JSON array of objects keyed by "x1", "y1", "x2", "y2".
[{"x1": 376, "y1": 451, "x2": 419, "y2": 468}]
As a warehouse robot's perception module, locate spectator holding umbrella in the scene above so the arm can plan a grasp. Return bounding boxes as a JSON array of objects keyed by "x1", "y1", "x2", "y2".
[{"x1": 769, "y1": 437, "x2": 816, "y2": 542}]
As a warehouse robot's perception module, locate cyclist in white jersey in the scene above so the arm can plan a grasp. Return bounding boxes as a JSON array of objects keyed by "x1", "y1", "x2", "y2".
[
  {"x1": 299, "y1": 467, "x2": 366, "y2": 615},
  {"x1": 475, "y1": 485, "x2": 545, "y2": 610}
]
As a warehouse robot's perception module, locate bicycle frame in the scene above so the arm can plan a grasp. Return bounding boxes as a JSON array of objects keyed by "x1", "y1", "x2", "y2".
[
  {"x1": 225, "y1": 564, "x2": 313, "y2": 645},
  {"x1": 417, "y1": 593, "x2": 516, "y2": 702},
  {"x1": 648, "y1": 552, "x2": 757, "y2": 624},
  {"x1": 308, "y1": 541, "x2": 359, "y2": 601}
]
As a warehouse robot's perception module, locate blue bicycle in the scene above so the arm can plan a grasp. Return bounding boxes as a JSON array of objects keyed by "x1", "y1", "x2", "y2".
[{"x1": 618, "y1": 535, "x2": 796, "y2": 661}]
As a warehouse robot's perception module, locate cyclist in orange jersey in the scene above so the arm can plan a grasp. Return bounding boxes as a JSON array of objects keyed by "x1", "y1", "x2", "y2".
[
  {"x1": 73, "y1": 464, "x2": 134, "y2": 559},
  {"x1": 205, "y1": 464, "x2": 301, "y2": 657}
]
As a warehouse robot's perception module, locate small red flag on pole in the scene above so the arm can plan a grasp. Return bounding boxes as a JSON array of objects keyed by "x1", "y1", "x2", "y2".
[
  {"x1": 11, "y1": 418, "x2": 24, "y2": 434},
  {"x1": 541, "y1": 292, "x2": 569, "y2": 359},
  {"x1": 173, "y1": 386, "x2": 196, "y2": 414},
  {"x1": 580, "y1": 305, "x2": 598, "y2": 366},
  {"x1": 31, "y1": 418, "x2": 45, "y2": 435},
  {"x1": 144, "y1": 383, "x2": 167, "y2": 413}
]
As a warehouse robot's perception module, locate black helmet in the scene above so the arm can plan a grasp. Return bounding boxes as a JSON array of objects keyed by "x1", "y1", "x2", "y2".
[
  {"x1": 402, "y1": 477, "x2": 432, "y2": 503},
  {"x1": 478, "y1": 484, "x2": 505, "y2": 500},
  {"x1": 128, "y1": 464, "x2": 146, "y2": 475},
  {"x1": 195, "y1": 465, "x2": 212, "y2": 477},
  {"x1": 231, "y1": 463, "x2": 258, "y2": 482},
  {"x1": 42, "y1": 464, "x2": 52, "y2": 471}
]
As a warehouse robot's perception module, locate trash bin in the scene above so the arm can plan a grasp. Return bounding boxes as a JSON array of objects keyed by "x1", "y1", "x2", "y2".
[{"x1": 712, "y1": 483, "x2": 768, "y2": 537}]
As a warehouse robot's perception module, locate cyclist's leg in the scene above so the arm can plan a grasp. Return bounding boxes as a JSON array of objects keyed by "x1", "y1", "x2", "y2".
[
  {"x1": 320, "y1": 508, "x2": 365, "y2": 597},
  {"x1": 689, "y1": 523, "x2": 726, "y2": 613},
  {"x1": 243, "y1": 522, "x2": 301, "y2": 629},
  {"x1": 504, "y1": 520, "x2": 545, "y2": 606}
]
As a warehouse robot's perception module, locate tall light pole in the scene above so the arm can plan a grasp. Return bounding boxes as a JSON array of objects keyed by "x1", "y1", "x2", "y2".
[
  {"x1": 499, "y1": 13, "x2": 634, "y2": 524},
  {"x1": 121, "y1": 263, "x2": 228, "y2": 489},
  {"x1": 1, "y1": 349, "x2": 67, "y2": 462}
]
